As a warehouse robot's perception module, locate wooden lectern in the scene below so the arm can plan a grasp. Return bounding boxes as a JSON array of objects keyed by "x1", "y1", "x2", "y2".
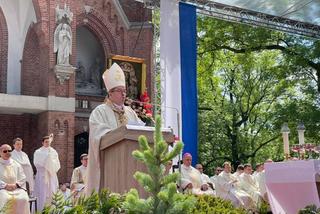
[{"x1": 99, "y1": 125, "x2": 175, "y2": 197}]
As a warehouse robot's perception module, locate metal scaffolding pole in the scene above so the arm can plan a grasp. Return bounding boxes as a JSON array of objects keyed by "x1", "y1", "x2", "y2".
[
  {"x1": 143, "y1": 0, "x2": 320, "y2": 114},
  {"x1": 143, "y1": 0, "x2": 320, "y2": 39}
]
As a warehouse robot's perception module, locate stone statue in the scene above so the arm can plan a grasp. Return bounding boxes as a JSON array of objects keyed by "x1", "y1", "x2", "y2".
[
  {"x1": 55, "y1": 4, "x2": 73, "y2": 24},
  {"x1": 89, "y1": 58, "x2": 103, "y2": 88},
  {"x1": 75, "y1": 61, "x2": 86, "y2": 83},
  {"x1": 54, "y1": 23, "x2": 72, "y2": 65}
]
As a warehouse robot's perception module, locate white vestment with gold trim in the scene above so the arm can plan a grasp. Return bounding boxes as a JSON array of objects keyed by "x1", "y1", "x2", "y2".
[
  {"x1": 11, "y1": 150, "x2": 34, "y2": 192},
  {"x1": 0, "y1": 158, "x2": 30, "y2": 214},
  {"x1": 180, "y1": 164, "x2": 214, "y2": 195},
  {"x1": 216, "y1": 171, "x2": 255, "y2": 209},
  {"x1": 86, "y1": 103, "x2": 143, "y2": 195},
  {"x1": 34, "y1": 146, "x2": 60, "y2": 211}
]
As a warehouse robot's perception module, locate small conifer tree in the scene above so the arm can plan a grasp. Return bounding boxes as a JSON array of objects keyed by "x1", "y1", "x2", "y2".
[{"x1": 123, "y1": 115, "x2": 196, "y2": 214}]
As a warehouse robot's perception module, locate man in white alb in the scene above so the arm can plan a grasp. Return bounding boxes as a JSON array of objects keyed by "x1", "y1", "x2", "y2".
[
  {"x1": 70, "y1": 153, "x2": 88, "y2": 199},
  {"x1": 210, "y1": 166, "x2": 223, "y2": 187},
  {"x1": 239, "y1": 164, "x2": 264, "y2": 210},
  {"x1": 180, "y1": 153, "x2": 214, "y2": 195},
  {"x1": 11, "y1": 138, "x2": 34, "y2": 194},
  {"x1": 233, "y1": 164, "x2": 244, "y2": 179},
  {"x1": 195, "y1": 163, "x2": 215, "y2": 193},
  {"x1": 0, "y1": 144, "x2": 30, "y2": 214},
  {"x1": 33, "y1": 134, "x2": 61, "y2": 210},
  {"x1": 215, "y1": 162, "x2": 255, "y2": 210},
  {"x1": 86, "y1": 63, "x2": 143, "y2": 195}
]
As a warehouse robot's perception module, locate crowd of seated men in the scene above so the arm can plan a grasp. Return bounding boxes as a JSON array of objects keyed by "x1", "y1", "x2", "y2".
[{"x1": 178, "y1": 152, "x2": 271, "y2": 212}]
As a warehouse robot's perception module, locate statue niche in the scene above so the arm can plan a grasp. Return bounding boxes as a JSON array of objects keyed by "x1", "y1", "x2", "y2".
[
  {"x1": 54, "y1": 4, "x2": 73, "y2": 66},
  {"x1": 53, "y1": 3, "x2": 75, "y2": 84}
]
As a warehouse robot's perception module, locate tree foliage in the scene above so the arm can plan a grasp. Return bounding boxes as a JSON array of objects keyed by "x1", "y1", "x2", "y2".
[{"x1": 197, "y1": 17, "x2": 320, "y2": 173}]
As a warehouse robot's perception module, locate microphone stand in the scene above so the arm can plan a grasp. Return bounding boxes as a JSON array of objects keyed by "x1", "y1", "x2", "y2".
[{"x1": 127, "y1": 99, "x2": 182, "y2": 190}]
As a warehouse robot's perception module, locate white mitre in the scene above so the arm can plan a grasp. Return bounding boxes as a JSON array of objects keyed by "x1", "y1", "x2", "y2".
[{"x1": 102, "y1": 62, "x2": 126, "y2": 91}]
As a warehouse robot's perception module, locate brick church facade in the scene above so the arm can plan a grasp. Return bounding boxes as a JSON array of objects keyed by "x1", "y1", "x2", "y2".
[{"x1": 0, "y1": 0, "x2": 153, "y2": 183}]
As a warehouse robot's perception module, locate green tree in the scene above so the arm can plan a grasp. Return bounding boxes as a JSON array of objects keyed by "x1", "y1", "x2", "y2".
[
  {"x1": 198, "y1": 17, "x2": 320, "y2": 93},
  {"x1": 197, "y1": 17, "x2": 320, "y2": 172},
  {"x1": 123, "y1": 115, "x2": 196, "y2": 214}
]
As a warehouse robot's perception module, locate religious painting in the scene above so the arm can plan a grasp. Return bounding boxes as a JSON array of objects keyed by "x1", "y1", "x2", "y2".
[{"x1": 108, "y1": 55, "x2": 146, "y2": 100}]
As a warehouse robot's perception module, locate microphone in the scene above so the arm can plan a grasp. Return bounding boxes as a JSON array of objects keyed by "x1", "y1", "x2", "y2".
[{"x1": 126, "y1": 98, "x2": 181, "y2": 138}]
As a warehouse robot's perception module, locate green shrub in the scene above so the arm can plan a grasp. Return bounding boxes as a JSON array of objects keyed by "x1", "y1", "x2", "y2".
[
  {"x1": 192, "y1": 195, "x2": 247, "y2": 214},
  {"x1": 123, "y1": 115, "x2": 197, "y2": 214},
  {"x1": 299, "y1": 204, "x2": 320, "y2": 214},
  {"x1": 259, "y1": 201, "x2": 269, "y2": 214},
  {"x1": 41, "y1": 189, "x2": 124, "y2": 214}
]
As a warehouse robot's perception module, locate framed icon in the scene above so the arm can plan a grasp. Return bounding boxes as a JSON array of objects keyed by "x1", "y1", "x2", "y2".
[{"x1": 108, "y1": 55, "x2": 146, "y2": 100}]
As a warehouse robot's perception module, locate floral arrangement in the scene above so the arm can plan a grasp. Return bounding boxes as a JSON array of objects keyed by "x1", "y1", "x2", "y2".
[{"x1": 125, "y1": 91, "x2": 154, "y2": 126}]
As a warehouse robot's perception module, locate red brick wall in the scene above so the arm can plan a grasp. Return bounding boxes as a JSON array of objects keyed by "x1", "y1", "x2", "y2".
[
  {"x1": 127, "y1": 28, "x2": 153, "y2": 93},
  {"x1": 0, "y1": 112, "x2": 74, "y2": 183},
  {"x1": 2, "y1": 0, "x2": 153, "y2": 184},
  {"x1": 119, "y1": 0, "x2": 152, "y2": 22},
  {"x1": 21, "y1": 26, "x2": 41, "y2": 96},
  {"x1": 36, "y1": 111, "x2": 75, "y2": 183},
  {"x1": 0, "y1": 7, "x2": 8, "y2": 93},
  {"x1": 0, "y1": 114, "x2": 39, "y2": 166},
  {"x1": 29, "y1": 0, "x2": 153, "y2": 99},
  {"x1": 75, "y1": 117, "x2": 89, "y2": 136},
  {"x1": 47, "y1": 111, "x2": 75, "y2": 183}
]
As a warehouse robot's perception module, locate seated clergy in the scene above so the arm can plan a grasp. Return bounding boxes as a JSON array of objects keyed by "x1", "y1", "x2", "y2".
[
  {"x1": 252, "y1": 163, "x2": 264, "y2": 179},
  {"x1": 255, "y1": 169, "x2": 268, "y2": 202},
  {"x1": 233, "y1": 164, "x2": 244, "y2": 179},
  {"x1": 58, "y1": 183, "x2": 71, "y2": 201},
  {"x1": 180, "y1": 153, "x2": 214, "y2": 195},
  {"x1": 210, "y1": 166, "x2": 223, "y2": 186},
  {"x1": 70, "y1": 153, "x2": 88, "y2": 199},
  {"x1": 215, "y1": 162, "x2": 255, "y2": 210},
  {"x1": 195, "y1": 163, "x2": 215, "y2": 192},
  {"x1": 0, "y1": 144, "x2": 30, "y2": 214},
  {"x1": 239, "y1": 164, "x2": 265, "y2": 209}
]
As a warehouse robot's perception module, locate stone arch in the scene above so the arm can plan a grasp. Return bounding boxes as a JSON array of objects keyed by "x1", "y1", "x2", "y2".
[
  {"x1": 0, "y1": 7, "x2": 8, "y2": 93},
  {"x1": 77, "y1": 12, "x2": 121, "y2": 58},
  {"x1": 76, "y1": 25, "x2": 106, "y2": 95},
  {"x1": 31, "y1": 0, "x2": 48, "y2": 34},
  {"x1": 31, "y1": 0, "x2": 43, "y2": 22},
  {"x1": 21, "y1": 25, "x2": 41, "y2": 96}
]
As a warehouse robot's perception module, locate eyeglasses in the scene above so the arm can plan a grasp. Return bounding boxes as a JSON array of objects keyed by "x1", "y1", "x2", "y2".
[
  {"x1": 2, "y1": 150, "x2": 12, "y2": 154},
  {"x1": 111, "y1": 89, "x2": 127, "y2": 94}
]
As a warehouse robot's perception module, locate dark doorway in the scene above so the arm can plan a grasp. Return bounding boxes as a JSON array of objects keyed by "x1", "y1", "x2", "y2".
[{"x1": 74, "y1": 132, "x2": 89, "y2": 167}]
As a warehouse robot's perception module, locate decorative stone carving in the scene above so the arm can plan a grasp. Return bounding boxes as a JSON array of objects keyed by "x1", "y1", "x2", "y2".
[
  {"x1": 55, "y1": 3, "x2": 73, "y2": 24},
  {"x1": 54, "y1": 64, "x2": 75, "y2": 84},
  {"x1": 54, "y1": 4, "x2": 75, "y2": 84}
]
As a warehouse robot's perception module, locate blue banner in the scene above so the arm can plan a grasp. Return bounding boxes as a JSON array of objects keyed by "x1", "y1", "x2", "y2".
[{"x1": 179, "y1": 2, "x2": 198, "y2": 165}]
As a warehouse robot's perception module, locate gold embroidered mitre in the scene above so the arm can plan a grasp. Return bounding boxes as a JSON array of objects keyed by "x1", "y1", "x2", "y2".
[{"x1": 102, "y1": 63, "x2": 126, "y2": 91}]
